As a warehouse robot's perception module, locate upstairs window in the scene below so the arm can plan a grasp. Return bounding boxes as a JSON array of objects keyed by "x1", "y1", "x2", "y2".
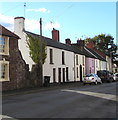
[
  {"x1": 0, "y1": 36, "x2": 9, "y2": 55},
  {"x1": 62, "y1": 51, "x2": 65, "y2": 65},
  {"x1": 0, "y1": 61, "x2": 9, "y2": 81},
  {"x1": 82, "y1": 56, "x2": 85, "y2": 65},
  {"x1": 76, "y1": 55, "x2": 78, "y2": 65},
  {"x1": 49, "y1": 48, "x2": 53, "y2": 64},
  {"x1": 0, "y1": 37, "x2": 5, "y2": 53}
]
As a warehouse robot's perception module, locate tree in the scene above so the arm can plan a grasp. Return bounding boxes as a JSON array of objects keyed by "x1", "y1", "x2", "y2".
[
  {"x1": 26, "y1": 34, "x2": 47, "y2": 86},
  {"x1": 85, "y1": 34, "x2": 117, "y2": 60}
]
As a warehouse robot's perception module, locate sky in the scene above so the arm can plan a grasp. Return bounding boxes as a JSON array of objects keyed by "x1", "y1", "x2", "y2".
[{"x1": 0, "y1": 1, "x2": 116, "y2": 44}]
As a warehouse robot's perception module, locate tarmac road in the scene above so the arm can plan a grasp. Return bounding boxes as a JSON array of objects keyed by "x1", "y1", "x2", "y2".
[{"x1": 2, "y1": 82, "x2": 118, "y2": 119}]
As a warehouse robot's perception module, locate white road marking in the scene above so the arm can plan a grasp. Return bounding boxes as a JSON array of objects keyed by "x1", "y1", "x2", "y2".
[
  {"x1": 0, "y1": 114, "x2": 17, "y2": 119},
  {"x1": 61, "y1": 89, "x2": 118, "y2": 102}
]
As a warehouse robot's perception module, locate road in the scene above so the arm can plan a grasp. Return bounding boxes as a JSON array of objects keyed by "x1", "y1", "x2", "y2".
[{"x1": 2, "y1": 82, "x2": 118, "y2": 119}]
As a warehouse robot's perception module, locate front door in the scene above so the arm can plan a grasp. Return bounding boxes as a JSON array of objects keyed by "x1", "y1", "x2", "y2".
[
  {"x1": 80, "y1": 65, "x2": 82, "y2": 82},
  {"x1": 62, "y1": 68, "x2": 65, "y2": 83},
  {"x1": 58, "y1": 68, "x2": 61, "y2": 83},
  {"x1": 66, "y1": 67, "x2": 69, "y2": 81}
]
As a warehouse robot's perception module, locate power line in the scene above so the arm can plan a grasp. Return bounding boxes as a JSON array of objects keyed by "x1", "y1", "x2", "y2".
[
  {"x1": 1, "y1": 3, "x2": 24, "y2": 15},
  {"x1": 54, "y1": 3, "x2": 75, "y2": 20}
]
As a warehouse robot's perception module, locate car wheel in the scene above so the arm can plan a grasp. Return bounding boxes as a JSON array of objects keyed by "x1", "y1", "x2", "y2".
[
  {"x1": 99, "y1": 81, "x2": 102, "y2": 84},
  {"x1": 83, "y1": 83, "x2": 86, "y2": 85},
  {"x1": 94, "y1": 81, "x2": 97, "y2": 85}
]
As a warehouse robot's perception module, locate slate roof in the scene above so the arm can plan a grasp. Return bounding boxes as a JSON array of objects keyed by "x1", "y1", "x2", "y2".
[
  {"x1": 71, "y1": 44, "x2": 96, "y2": 59},
  {"x1": 25, "y1": 31, "x2": 84, "y2": 55},
  {"x1": 86, "y1": 47, "x2": 106, "y2": 61},
  {"x1": 25, "y1": 30, "x2": 106, "y2": 61},
  {"x1": 0, "y1": 24, "x2": 20, "y2": 39}
]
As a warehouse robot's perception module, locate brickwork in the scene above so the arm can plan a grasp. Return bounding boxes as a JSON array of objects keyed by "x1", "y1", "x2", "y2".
[{"x1": 52, "y1": 28, "x2": 59, "y2": 42}]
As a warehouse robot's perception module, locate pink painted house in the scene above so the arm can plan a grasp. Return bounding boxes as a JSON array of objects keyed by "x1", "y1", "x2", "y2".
[{"x1": 85, "y1": 57, "x2": 95, "y2": 74}]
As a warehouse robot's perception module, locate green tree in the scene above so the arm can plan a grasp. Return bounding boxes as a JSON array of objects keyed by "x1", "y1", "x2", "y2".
[
  {"x1": 26, "y1": 34, "x2": 47, "y2": 86},
  {"x1": 85, "y1": 34, "x2": 117, "y2": 60}
]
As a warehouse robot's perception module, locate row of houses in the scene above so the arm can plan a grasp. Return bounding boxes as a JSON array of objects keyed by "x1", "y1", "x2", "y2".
[{"x1": 0, "y1": 17, "x2": 112, "y2": 91}]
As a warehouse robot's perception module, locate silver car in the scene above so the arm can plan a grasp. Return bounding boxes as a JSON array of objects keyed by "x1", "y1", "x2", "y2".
[
  {"x1": 113, "y1": 73, "x2": 118, "y2": 81},
  {"x1": 83, "y1": 73, "x2": 102, "y2": 85}
]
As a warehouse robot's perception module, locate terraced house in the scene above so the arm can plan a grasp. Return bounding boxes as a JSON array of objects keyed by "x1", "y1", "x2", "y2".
[
  {"x1": 14, "y1": 17, "x2": 85, "y2": 84},
  {"x1": 0, "y1": 25, "x2": 29, "y2": 91},
  {"x1": 1, "y1": 17, "x2": 112, "y2": 91}
]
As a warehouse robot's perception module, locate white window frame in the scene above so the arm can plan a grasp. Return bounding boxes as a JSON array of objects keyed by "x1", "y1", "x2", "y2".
[
  {"x1": 0, "y1": 35, "x2": 9, "y2": 55},
  {"x1": 0, "y1": 60, "x2": 9, "y2": 82}
]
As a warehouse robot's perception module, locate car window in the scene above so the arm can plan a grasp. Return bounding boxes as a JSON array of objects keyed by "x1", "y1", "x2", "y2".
[
  {"x1": 95, "y1": 74, "x2": 98, "y2": 77},
  {"x1": 86, "y1": 74, "x2": 93, "y2": 77},
  {"x1": 116, "y1": 74, "x2": 118, "y2": 77}
]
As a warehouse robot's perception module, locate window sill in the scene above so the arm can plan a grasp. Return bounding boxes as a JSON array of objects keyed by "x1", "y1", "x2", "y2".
[
  {"x1": 50, "y1": 63, "x2": 54, "y2": 65},
  {"x1": 0, "y1": 53, "x2": 9, "y2": 56},
  {"x1": 0, "y1": 79, "x2": 10, "y2": 82}
]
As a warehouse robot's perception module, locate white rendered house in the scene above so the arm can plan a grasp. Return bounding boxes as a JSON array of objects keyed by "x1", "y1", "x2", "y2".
[{"x1": 14, "y1": 17, "x2": 84, "y2": 83}]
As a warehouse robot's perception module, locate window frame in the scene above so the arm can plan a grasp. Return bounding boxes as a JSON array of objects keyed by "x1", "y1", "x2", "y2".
[
  {"x1": 0, "y1": 60, "x2": 9, "y2": 82},
  {"x1": 0, "y1": 35, "x2": 9, "y2": 55},
  {"x1": 62, "y1": 51, "x2": 65, "y2": 65},
  {"x1": 49, "y1": 48, "x2": 53, "y2": 64},
  {"x1": 76, "y1": 55, "x2": 78, "y2": 65}
]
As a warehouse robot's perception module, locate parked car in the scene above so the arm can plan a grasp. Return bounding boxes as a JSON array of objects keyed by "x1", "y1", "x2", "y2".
[
  {"x1": 83, "y1": 73, "x2": 102, "y2": 85},
  {"x1": 113, "y1": 73, "x2": 118, "y2": 81},
  {"x1": 97, "y1": 70, "x2": 114, "y2": 83}
]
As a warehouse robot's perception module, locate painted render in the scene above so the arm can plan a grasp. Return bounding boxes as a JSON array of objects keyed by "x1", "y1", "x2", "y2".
[
  {"x1": 43, "y1": 46, "x2": 75, "y2": 83},
  {"x1": 74, "y1": 54, "x2": 85, "y2": 81},
  {"x1": 14, "y1": 17, "x2": 35, "y2": 71},
  {"x1": 14, "y1": 17, "x2": 79, "y2": 83},
  {"x1": 85, "y1": 57, "x2": 95, "y2": 75}
]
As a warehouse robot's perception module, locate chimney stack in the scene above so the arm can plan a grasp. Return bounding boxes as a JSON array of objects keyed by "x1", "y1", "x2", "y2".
[
  {"x1": 86, "y1": 41, "x2": 95, "y2": 49},
  {"x1": 52, "y1": 28, "x2": 59, "y2": 42},
  {"x1": 65, "y1": 38, "x2": 71, "y2": 45},
  {"x1": 14, "y1": 17, "x2": 25, "y2": 34},
  {"x1": 77, "y1": 39, "x2": 85, "y2": 51}
]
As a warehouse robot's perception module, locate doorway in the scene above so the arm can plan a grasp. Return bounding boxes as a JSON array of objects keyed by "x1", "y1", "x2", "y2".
[
  {"x1": 58, "y1": 68, "x2": 61, "y2": 83},
  {"x1": 62, "y1": 68, "x2": 65, "y2": 83},
  {"x1": 80, "y1": 65, "x2": 82, "y2": 82},
  {"x1": 66, "y1": 67, "x2": 69, "y2": 81}
]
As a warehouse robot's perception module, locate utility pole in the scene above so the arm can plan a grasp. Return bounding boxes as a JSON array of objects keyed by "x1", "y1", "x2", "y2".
[
  {"x1": 39, "y1": 17, "x2": 43, "y2": 86},
  {"x1": 40, "y1": 18, "x2": 42, "y2": 36}
]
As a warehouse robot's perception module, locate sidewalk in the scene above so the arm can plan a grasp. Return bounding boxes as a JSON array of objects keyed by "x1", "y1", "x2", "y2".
[{"x1": 2, "y1": 81, "x2": 83, "y2": 97}]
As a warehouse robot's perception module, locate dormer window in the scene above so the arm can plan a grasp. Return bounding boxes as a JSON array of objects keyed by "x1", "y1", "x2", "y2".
[{"x1": 0, "y1": 36, "x2": 9, "y2": 55}]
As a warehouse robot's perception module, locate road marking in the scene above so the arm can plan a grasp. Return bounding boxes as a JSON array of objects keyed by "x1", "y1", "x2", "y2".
[
  {"x1": 0, "y1": 115, "x2": 17, "y2": 119},
  {"x1": 61, "y1": 89, "x2": 118, "y2": 102}
]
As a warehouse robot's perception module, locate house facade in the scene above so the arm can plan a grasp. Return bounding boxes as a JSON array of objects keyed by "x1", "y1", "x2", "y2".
[
  {"x1": 72, "y1": 40, "x2": 97, "y2": 75},
  {"x1": 86, "y1": 41, "x2": 107, "y2": 73},
  {"x1": 14, "y1": 17, "x2": 86, "y2": 84},
  {"x1": 0, "y1": 25, "x2": 29, "y2": 91}
]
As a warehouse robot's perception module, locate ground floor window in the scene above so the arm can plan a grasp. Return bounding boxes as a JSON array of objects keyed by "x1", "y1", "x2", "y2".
[{"x1": 0, "y1": 61, "x2": 9, "y2": 81}]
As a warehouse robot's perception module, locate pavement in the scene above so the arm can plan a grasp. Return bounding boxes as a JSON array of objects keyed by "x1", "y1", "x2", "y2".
[{"x1": 2, "y1": 81, "x2": 83, "y2": 97}]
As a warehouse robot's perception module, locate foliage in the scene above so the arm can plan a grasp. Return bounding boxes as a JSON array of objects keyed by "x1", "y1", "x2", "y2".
[
  {"x1": 85, "y1": 34, "x2": 117, "y2": 58},
  {"x1": 26, "y1": 34, "x2": 47, "y2": 64}
]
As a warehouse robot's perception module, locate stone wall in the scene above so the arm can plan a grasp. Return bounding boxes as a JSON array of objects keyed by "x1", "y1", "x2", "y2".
[{"x1": 2, "y1": 37, "x2": 30, "y2": 91}]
